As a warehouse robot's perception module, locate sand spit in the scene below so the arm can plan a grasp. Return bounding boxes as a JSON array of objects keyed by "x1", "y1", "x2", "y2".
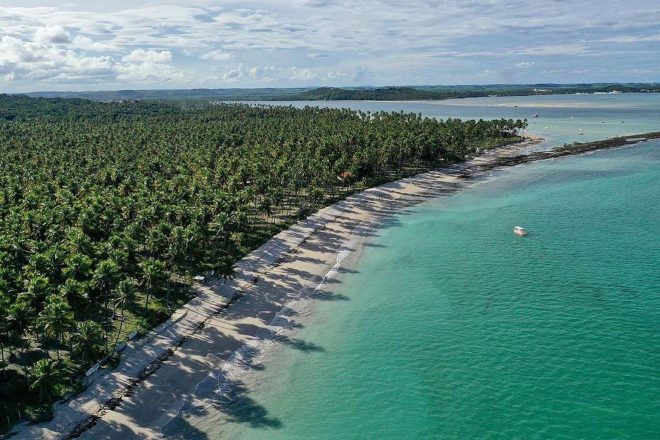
[{"x1": 9, "y1": 136, "x2": 547, "y2": 440}]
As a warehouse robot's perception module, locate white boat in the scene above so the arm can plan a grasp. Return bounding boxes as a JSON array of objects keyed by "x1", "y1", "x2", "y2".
[{"x1": 513, "y1": 226, "x2": 527, "y2": 237}]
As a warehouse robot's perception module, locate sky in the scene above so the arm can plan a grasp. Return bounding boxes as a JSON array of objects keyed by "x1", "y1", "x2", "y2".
[{"x1": 0, "y1": 0, "x2": 659, "y2": 92}]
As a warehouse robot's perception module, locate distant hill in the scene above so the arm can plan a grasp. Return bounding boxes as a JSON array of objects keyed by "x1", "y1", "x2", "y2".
[
  {"x1": 24, "y1": 87, "x2": 307, "y2": 101},
  {"x1": 294, "y1": 86, "x2": 441, "y2": 100},
  {"x1": 295, "y1": 83, "x2": 660, "y2": 100},
  {"x1": 20, "y1": 83, "x2": 660, "y2": 102}
]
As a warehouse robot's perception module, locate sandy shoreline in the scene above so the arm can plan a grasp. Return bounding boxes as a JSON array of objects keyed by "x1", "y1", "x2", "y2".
[{"x1": 9, "y1": 137, "x2": 542, "y2": 440}]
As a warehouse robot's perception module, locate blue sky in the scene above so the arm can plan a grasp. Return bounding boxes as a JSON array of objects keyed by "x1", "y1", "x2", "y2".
[{"x1": 0, "y1": 0, "x2": 659, "y2": 92}]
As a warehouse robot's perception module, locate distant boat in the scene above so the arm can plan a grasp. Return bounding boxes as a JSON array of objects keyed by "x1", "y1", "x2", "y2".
[
  {"x1": 532, "y1": 114, "x2": 539, "y2": 118},
  {"x1": 513, "y1": 226, "x2": 527, "y2": 237}
]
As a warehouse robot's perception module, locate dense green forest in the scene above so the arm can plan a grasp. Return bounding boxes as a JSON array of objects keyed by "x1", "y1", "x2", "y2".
[
  {"x1": 23, "y1": 82, "x2": 660, "y2": 102},
  {"x1": 0, "y1": 95, "x2": 526, "y2": 432}
]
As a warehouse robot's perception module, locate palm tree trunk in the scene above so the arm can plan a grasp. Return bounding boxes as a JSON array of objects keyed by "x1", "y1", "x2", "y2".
[
  {"x1": 55, "y1": 334, "x2": 61, "y2": 360},
  {"x1": 104, "y1": 289, "x2": 110, "y2": 353},
  {"x1": 113, "y1": 300, "x2": 125, "y2": 348},
  {"x1": 144, "y1": 290, "x2": 150, "y2": 317}
]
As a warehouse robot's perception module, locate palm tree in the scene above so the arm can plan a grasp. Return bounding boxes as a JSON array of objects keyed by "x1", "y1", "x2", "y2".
[
  {"x1": 140, "y1": 258, "x2": 166, "y2": 317},
  {"x1": 18, "y1": 275, "x2": 52, "y2": 311},
  {"x1": 29, "y1": 358, "x2": 63, "y2": 404},
  {"x1": 92, "y1": 259, "x2": 120, "y2": 352},
  {"x1": 6, "y1": 300, "x2": 31, "y2": 354},
  {"x1": 70, "y1": 320, "x2": 104, "y2": 364},
  {"x1": 62, "y1": 252, "x2": 93, "y2": 280},
  {"x1": 37, "y1": 294, "x2": 75, "y2": 360},
  {"x1": 0, "y1": 291, "x2": 10, "y2": 366},
  {"x1": 112, "y1": 278, "x2": 135, "y2": 347}
]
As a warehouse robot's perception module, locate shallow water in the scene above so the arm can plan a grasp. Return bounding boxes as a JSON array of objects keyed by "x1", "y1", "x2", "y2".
[{"x1": 186, "y1": 95, "x2": 660, "y2": 439}]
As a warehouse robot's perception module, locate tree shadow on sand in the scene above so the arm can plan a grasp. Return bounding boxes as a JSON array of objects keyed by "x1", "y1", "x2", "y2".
[
  {"x1": 161, "y1": 377, "x2": 282, "y2": 440},
  {"x1": 216, "y1": 379, "x2": 283, "y2": 429}
]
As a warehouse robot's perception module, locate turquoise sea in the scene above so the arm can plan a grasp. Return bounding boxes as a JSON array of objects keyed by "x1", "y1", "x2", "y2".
[{"x1": 194, "y1": 94, "x2": 660, "y2": 439}]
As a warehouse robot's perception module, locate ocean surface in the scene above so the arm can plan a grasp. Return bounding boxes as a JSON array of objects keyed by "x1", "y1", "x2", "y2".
[{"x1": 187, "y1": 94, "x2": 660, "y2": 439}]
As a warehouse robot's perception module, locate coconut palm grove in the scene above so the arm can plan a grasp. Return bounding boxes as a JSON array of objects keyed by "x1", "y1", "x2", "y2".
[{"x1": 0, "y1": 94, "x2": 526, "y2": 431}]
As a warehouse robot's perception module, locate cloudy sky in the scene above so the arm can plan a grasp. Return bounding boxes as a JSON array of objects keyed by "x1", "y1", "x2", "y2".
[{"x1": 1, "y1": 0, "x2": 659, "y2": 92}]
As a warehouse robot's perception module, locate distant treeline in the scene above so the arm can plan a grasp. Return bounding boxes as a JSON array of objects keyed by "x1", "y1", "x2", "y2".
[
  {"x1": 19, "y1": 82, "x2": 660, "y2": 102},
  {"x1": 0, "y1": 94, "x2": 183, "y2": 121},
  {"x1": 294, "y1": 84, "x2": 660, "y2": 101}
]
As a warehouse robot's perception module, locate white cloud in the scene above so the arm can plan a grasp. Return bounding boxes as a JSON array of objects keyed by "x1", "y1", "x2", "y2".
[
  {"x1": 514, "y1": 44, "x2": 590, "y2": 56},
  {"x1": 327, "y1": 71, "x2": 349, "y2": 79},
  {"x1": 0, "y1": 35, "x2": 114, "y2": 81},
  {"x1": 116, "y1": 49, "x2": 181, "y2": 82},
  {"x1": 34, "y1": 25, "x2": 71, "y2": 44},
  {"x1": 64, "y1": 52, "x2": 114, "y2": 74},
  {"x1": 600, "y1": 34, "x2": 660, "y2": 43},
  {"x1": 72, "y1": 35, "x2": 116, "y2": 52},
  {"x1": 289, "y1": 67, "x2": 317, "y2": 81},
  {"x1": 114, "y1": 61, "x2": 183, "y2": 82},
  {"x1": 222, "y1": 64, "x2": 281, "y2": 82},
  {"x1": 122, "y1": 49, "x2": 172, "y2": 64},
  {"x1": 201, "y1": 49, "x2": 231, "y2": 61},
  {"x1": 0, "y1": 33, "x2": 179, "y2": 85},
  {"x1": 223, "y1": 63, "x2": 245, "y2": 80},
  {"x1": 248, "y1": 65, "x2": 280, "y2": 80},
  {"x1": 0, "y1": 36, "x2": 48, "y2": 67},
  {"x1": 301, "y1": 0, "x2": 340, "y2": 7}
]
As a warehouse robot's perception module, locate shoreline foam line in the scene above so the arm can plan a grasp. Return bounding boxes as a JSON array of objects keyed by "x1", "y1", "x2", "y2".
[{"x1": 12, "y1": 132, "x2": 658, "y2": 440}]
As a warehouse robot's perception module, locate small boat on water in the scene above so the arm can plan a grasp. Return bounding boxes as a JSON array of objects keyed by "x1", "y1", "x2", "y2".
[{"x1": 513, "y1": 226, "x2": 527, "y2": 237}]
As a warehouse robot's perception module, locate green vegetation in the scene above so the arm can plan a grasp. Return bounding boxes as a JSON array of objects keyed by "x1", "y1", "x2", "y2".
[
  {"x1": 295, "y1": 83, "x2": 660, "y2": 100},
  {"x1": 295, "y1": 86, "x2": 441, "y2": 100},
  {"x1": 0, "y1": 94, "x2": 526, "y2": 433},
  {"x1": 22, "y1": 82, "x2": 660, "y2": 102}
]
